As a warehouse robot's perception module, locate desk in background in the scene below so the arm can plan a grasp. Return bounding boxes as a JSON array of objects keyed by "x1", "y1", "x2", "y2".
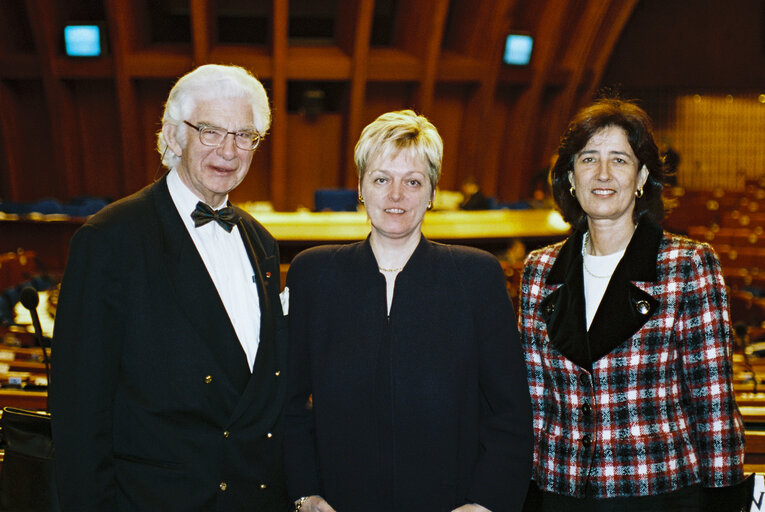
[{"x1": 1, "y1": 209, "x2": 571, "y2": 273}]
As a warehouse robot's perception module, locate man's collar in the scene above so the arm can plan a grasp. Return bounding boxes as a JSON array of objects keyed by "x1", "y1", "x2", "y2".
[{"x1": 166, "y1": 168, "x2": 229, "y2": 213}]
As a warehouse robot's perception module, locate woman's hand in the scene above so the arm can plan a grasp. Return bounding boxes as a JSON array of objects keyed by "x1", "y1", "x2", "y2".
[
  {"x1": 452, "y1": 504, "x2": 491, "y2": 512},
  {"x1": 297, "y1": 495, "x2": 336, "y2": 512}
]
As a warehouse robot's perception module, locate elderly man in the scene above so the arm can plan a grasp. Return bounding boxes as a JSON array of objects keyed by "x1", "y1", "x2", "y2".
[{"x1": 50, "y1": 64, "x2": 289, "y2": 511}]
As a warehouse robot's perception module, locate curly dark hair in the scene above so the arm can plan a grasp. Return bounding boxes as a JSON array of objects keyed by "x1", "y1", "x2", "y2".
[{"x1": 549, "y1": 98, "x2": 665, "y2": 232}]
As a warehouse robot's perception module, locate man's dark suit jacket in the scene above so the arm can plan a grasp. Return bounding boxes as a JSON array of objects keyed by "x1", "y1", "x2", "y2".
[{"x1": 50, "y1": 174, "x2": 289, "y2": 511}]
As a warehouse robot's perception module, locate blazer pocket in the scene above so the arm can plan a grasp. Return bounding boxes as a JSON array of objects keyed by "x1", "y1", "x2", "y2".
[{"x1": 113, "y1": 451, "x2": 183, "y2": 471}]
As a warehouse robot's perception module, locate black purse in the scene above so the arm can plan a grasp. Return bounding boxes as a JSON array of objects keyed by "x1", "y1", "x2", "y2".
[{"x1": 0, "y1": 407, "x2": 59, "y2": 512}]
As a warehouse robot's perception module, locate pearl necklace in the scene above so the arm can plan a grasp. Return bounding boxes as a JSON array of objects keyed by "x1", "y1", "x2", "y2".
[
  {"x1": 581, "y1": 231, "x2": 612, "y2": 279},
  {"x1": 378, "y1": 266, "x2": 403, "y2": 273}
]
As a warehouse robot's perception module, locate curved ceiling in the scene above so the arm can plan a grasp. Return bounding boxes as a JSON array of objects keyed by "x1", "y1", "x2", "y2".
[{"x1": 0, "y1": 0, "x2": 638, "y2": 209}]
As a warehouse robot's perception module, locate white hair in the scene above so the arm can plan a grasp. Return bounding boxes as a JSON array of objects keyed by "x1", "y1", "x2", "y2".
[{"x1": 156, "y1": 64, "x2": 270, "y2": 170}]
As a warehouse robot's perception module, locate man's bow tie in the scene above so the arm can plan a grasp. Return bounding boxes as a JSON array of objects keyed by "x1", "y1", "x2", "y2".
[{"x1": 190, "y1": 201, "x2": 240, "y2": 232}]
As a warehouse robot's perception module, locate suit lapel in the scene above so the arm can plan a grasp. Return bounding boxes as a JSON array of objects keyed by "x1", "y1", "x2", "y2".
[
  {"x1": 541, "y1": 231, "x2": 591, "y2": 369},
  {"x1": 586, "y1": 220, "x2": 662, "y2": 360},
  {"x1": 542, "y1": 219, "x2": 663, "y2": 369},
  {"x1": 151, "y1": 177, "x2": 251, "y2": 381},
  {"x1": 229, "y1": 215, "x2": 280, "y2": 424}
]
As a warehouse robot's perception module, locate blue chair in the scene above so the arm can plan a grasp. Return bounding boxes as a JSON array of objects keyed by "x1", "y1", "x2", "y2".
[
  {"x1": 314, "y1": 189, "x2": 359, "y2": 212},
  {"x1": 27, "y1": 199, "x2": 64, "y2": 215},
  {"x1": 0, "y1": 202, "x2": 29, "y2": 214},
  {"x1": 63, "y1": 197, "x2": 109, "y2": 216}
]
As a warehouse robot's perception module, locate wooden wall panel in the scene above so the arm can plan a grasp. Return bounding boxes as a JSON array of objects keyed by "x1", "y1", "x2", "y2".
[
  {"x1": 363, "y1": 82, "x2": 417, "y2": 126},
  {"x1": 0, "y1": 81, "x2": 21, "y2": 200},
  {"x1": 0, "y1": 1, "x2": 35, "y2": 55},
  {"x1": 429, "y1": 83, "x2": 471, "y2": 192},
  {"x1": 537, "y1": 0, "x2": 612, "y2": 166},
  {"x1": 107, "y1": 0, "x2": 147, "y2": 196},
  {"x1": 135, "y1": 78, "x2": 174, "y2": 190},
  {"x1": 230, "y1": 146, "x2": 273, "y2": 204},
  {"x1": 0, "y1": 122, "x2": 9, "y2": 201},
  {"x1": 70, "y1": 80, "x2": 123, "y2": 200},
  {"x1": 0, "y1": 0, "x2": 644, "y2": 209},
  {"x1": 581, "y1": 1, "x2": 638, "y2": 105},
  {"x1": 268, "y1": 0, "x2": 288, "y2": 210},
  {"x1": 485, "y1": 85, "x2": 519, "y2": 199},
  {"x1": 3, "y1": 80, "x2": 62, "y2": 200},
  {"x1": 603, "y1": 0, "x2": 765, "y2": 90},
  {"x1": 190, "y1": 0, "x2": 215, "y2": 63},
  {"x1": 395, "y1": 0, "x2": 449, "y2": 114},
  {"x1": 450, "y1": 0, "x2": 516, "y2": 200},
  {"x1": 284, "y1": 112, "x2": 344, "y2": 211},
  {"x1": 27, "y1": 0, "x2": 84, "y2": 201},
  {"x1": 337, "y1": 0, "x2": 374, "y2": 189},
  {"x1": 497, "y1": 0, "x2": 571, "y2": 201}
]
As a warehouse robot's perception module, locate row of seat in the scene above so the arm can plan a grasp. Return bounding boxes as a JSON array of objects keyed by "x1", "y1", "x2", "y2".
[
  {"x1": 666, "y1": 180, "x2": 765, "y2": 331},
  {"x1": 717, "y1": 246, "x2": 765, "y2": 272},
  {"x1": 688, "y1": 226, "x2": 765, "y2": 248},
  {"x1": 725, "y1": 269, "x2": 765, "y2": 301},
  {"x1": 664, "y1": 179, "x2": 765, "y2": 233},
  {"x1": 0, "y1": 197, "x2": 109, "y2": 218},
  {"x1": 636, "y1": 173, "x2": 764, "y2": 466},
  {"x1": 730, "y1": 387, "x2": 765, "y2": 471}
]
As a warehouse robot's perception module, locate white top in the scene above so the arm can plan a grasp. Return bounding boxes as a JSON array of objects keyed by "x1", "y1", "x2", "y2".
[
  {"x1": 167, "y1": 169, "x2": 261, "y2": 370},
  {"x1": 582, "y1": 237, "x2": 625, "y2": 330}
]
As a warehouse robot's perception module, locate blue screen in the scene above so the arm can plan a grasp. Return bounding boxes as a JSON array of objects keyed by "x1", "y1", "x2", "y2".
[
  {"x1": 64, "y1": 25, "x2": 101, "y2": 57},
  {"x1": 503, "y1": 34, "x2": 533, "y2": 65}
]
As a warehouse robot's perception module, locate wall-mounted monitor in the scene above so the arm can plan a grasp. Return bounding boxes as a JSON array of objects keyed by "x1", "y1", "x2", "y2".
[
  {"x1": 64, "y1": 25, "x2": 103, "y2": 57},
  {"x1": 503, "y1": 33, "x2": 533, "y2": 66}
]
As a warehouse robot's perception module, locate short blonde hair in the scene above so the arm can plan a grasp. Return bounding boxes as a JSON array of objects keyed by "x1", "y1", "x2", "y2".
[{"x1": 354, "y1": 110, "x2": 443, "y2": 191}]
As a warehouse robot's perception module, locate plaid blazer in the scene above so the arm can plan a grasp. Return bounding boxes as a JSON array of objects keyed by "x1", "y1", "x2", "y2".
[{"x1": 519, "y1": 219, "x2": 745, "y2": 499}]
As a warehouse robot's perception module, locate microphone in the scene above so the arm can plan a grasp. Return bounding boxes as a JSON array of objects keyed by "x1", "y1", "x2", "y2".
[{"x1": 20, "y1": 286, "x2": 51, "y2": 389}]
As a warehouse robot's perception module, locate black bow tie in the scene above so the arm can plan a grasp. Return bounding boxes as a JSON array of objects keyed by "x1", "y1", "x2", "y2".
[{"x1": 190, "y1": 201, "x2": 240, "y2": 232}]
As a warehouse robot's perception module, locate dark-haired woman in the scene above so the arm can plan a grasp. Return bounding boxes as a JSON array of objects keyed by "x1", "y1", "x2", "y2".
[{"x1": 520, "y1": 98, "x2": 748, "y2": 511}]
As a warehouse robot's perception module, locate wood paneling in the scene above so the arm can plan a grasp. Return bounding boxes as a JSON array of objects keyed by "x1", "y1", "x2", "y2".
[
  {"x1": 601, "y1": 0, "x2": 765, "y2": 192},
  {"x1": 0, "y1": 0, "x2": 640, "y2": 209},
  {"x1": 603, "y1": 0, "x2": 765, "y2": 90},
  {"x1": 284, "y1": 112, "x2": 344, "y2": 210},
  {"x1": 135, "y1": 78, "x2": 173, "y2": 188},
  {"x1": 70, "y1": 80, "x2": 123, "y2": 198},
  {"x1": 429, "y1": 83, "x2": 471, "y2": 192},
  {"x1": 1, "y1": 80, "x2": 61, "y2": 200}
]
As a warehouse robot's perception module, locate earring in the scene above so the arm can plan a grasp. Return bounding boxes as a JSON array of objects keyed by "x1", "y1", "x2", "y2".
[
  {"x1": 569, "y1": 186, "x2": 576, "y2": 198},
  {"x1": 427, "y1": 201, "x2": 433, "y2": 210},
  {"x1": 635, "y1": 187, "x2": 644, "y2": 198},
  {"x1": 358, "y1": 196, "x2": 364, "y2": 204}
]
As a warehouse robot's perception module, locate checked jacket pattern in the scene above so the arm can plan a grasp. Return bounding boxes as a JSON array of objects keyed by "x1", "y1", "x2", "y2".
[{"x1": 519, "y1": 220, "x2": 745, "y2": 499}]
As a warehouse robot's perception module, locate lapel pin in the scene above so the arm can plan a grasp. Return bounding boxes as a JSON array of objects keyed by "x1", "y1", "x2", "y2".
[
  {"x1": 265, "y1": 271, "x2": 271, "y2": 279},
  {"x1": 635, "y1": 300, "x2": 650, "y2": 315}
]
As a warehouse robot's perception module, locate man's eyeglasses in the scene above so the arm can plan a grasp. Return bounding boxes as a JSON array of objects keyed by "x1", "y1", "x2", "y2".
[{"x1": 183, "y1": 120, "x2": 261, "y2": 151}]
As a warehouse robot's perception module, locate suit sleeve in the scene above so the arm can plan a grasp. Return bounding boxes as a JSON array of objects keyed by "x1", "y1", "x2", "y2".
[
  {"x1": 283, "y1": 253, "x2": 323, "y2": 501},
  {"x1": 677, "y1": 245, "x2": 745, "y2": 491},
  {"x1": 465, "y1": 255, "x2": 534, "y2": 512},
  {"x1": 50, "y1": 224, "x2": 124, "y2": 511}
]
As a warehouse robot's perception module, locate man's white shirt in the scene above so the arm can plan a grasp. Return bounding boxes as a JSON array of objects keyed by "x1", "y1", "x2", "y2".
[{"x1": 167, "y1": 169, "x2": 261, "y2": 370}]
